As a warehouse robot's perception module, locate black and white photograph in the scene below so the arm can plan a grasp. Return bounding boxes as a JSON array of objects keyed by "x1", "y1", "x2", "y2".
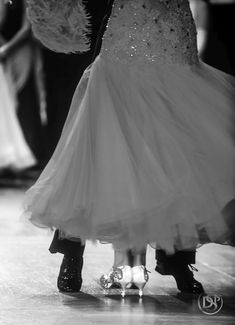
[{"x1": 0, "y1": 0, "x2": 235, "y2": 324}]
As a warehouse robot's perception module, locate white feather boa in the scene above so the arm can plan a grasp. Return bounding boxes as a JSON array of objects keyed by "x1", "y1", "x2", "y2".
[{"x1": 26, "y1": 0, "x2": 91, "y2": 53}]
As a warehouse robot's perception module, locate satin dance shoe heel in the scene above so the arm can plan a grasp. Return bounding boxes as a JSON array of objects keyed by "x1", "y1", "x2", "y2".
[
  {"x1": 114, "y1": 266, "x2": 133, "y2": 298},
  {"x1": 132, "y1": 265, "x2": 149, "y2": 298}
]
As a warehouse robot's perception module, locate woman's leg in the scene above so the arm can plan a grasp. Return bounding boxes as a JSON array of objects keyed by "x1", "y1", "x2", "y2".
[
  {"x1": 131, "y1": 247, "x2": 149, "y2": 297},
  {"x1": 112, "y1": 249, "x2": 130, "y2": 267},
  {"x1": 100, "y1": 247, "x2": 132, "y2": 296},
  {"x1": 100, "y1": 246, "x2": 149, "y2": 297},
  {"x1": 130, "y1": 248, "x2": 146, "y2": 267}
]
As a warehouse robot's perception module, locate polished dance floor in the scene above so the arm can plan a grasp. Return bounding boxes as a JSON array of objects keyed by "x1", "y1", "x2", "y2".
[{"x1": 0, "y1": 188, "x2": 235, "y2": 325}]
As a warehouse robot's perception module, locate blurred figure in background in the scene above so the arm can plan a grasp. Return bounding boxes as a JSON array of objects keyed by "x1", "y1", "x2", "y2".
[
  {"x1": 191, "y1": 0, "x2": 235, "y2": 75},
  {"x1": 0, "y1": 0, "x2": 36, "y2": 177},
  {"x1": 206, "y1": 0, "x2": 235, "y2": 75},
  {"x1": 0, "y1": 0, "x2": 46, "y2": 180},
  {"x1": 189, "y1": 0, "x2": 210, "y2": 59}
]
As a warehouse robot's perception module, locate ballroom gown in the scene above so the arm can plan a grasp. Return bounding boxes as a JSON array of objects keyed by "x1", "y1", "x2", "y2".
[{"x1": 24, "y1": 0, "x2": 235, "y2": 253}]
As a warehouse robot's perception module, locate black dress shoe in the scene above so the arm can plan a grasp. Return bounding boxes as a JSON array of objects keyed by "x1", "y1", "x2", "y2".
[
  {"x1": 171, "y1": 265, "x2": 205, "y2": 294},
  {"x1": 57, "y1": 255, "x2": 83, "y2": 293}
]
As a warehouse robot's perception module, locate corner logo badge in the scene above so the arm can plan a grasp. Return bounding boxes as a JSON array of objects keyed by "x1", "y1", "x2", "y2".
[{"x1": 198, "y1": 294, "x2": 223, "y2": 315}]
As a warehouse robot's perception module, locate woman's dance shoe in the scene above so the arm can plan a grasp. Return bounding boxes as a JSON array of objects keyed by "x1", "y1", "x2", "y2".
[
  {"x1": 100, "y1": 266, "x2": 133, "y2": 297},
  {"x1": 132, "y1": 265, "x2": 149, "y2": 298},
  {"x1": 115, "y1": 266, "x2": 133, "y2": 297},
  {"x1": 100, "y1": 268, "x2": 118, "y2": 289}
]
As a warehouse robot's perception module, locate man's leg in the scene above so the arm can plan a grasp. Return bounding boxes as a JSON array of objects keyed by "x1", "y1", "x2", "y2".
[
  {"x1": 49, "y1": 230, "x2": 85, "y2": 293},
  {"x1": 155, "y1": 250, "x2": 204, "y2": 294}
]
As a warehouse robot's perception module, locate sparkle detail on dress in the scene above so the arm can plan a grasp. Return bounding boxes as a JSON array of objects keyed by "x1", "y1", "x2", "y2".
[{"x1": 101, "y1": 0, "x2": 198, "y2": 66}]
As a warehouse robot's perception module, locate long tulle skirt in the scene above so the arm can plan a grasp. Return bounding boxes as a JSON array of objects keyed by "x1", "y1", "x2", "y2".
[{"x1": 23, "y1": 56, "x2": 235, "y2": 253}]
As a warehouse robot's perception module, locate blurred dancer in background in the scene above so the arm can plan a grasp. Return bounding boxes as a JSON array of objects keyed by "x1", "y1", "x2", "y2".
[
  {"x1": 0, "y1": 0, "x2": 46, "y2": 178},
  {"x1": 189, "y1": 0, "x2": 210, "y2": 58},
  {"x1": 0, "y1": 0, "x2": 36, "y2": 175},
  {"x1": 203, "y1": 0, "x2": 235, "y2": 75}
]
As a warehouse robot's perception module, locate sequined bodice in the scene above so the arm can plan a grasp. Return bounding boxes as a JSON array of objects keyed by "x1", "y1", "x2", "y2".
[{"x1": 101, "y1": 0, "x2": 198, "y2": 66}]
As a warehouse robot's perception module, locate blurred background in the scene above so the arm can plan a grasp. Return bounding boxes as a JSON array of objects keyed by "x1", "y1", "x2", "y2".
[{"x1": 0, "y1": 0, "x2": 108, "y2": 187}]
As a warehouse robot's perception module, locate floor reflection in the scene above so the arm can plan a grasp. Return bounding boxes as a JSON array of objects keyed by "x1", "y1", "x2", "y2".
[{"x1": 59, "y1": 292, "x2": 235, "y2": 317}]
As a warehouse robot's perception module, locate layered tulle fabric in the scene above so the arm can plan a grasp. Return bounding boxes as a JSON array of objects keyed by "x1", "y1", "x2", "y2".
[
  {"x1": 24, "y1": 56, "x2": 235, "y2": 253},
  {"x1": 0, "y1": 64, "x2": 36, "y2": 170}
]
